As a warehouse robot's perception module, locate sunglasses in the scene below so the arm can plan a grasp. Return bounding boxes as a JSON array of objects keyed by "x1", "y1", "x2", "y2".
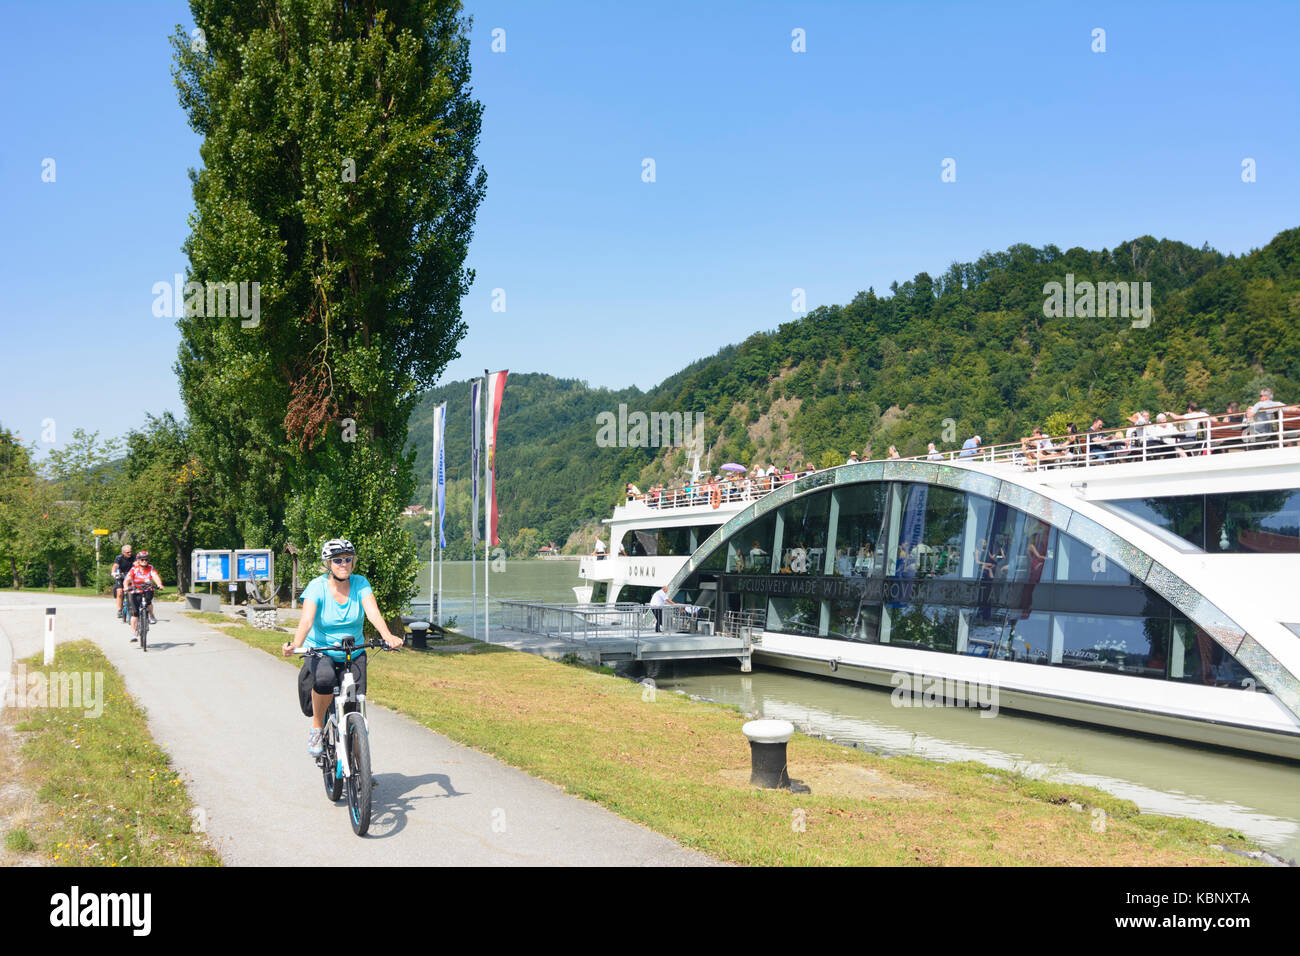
[{"x1": 331, "y1": 556, "x2": 355, "y2": 565}]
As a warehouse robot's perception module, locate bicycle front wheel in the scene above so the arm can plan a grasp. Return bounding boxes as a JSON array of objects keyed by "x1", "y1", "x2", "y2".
[
  {"x1": 138, "y1": 604, "x2": 149, "y2": 652},
  {"x1": 344, "y1": 712, "x2": 371, "y2": 836},
  {"x1": 321, "y1": 731, "x2": 342, "y2": 802}
]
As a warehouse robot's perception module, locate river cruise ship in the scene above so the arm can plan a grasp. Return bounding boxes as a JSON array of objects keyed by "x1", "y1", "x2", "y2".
[{"x1": 580, "y1": 410, "x2": 1300, "y2": 760}]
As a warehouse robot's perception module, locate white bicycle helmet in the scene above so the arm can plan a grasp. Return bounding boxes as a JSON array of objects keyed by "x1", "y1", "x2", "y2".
[{"x1": 320, "y1": 538, "x2": 357, "y2": 563}]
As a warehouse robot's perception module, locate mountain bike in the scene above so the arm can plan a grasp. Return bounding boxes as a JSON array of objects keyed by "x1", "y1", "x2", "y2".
[
  {"x1": 127, "y1": 584, "x2": 159, "y2": 652},
  {"x1": 114, "y1": 572, "x2": 131, "y2": 626},
  {"x1": 295, "y1": 637, "x2": 394, "y2": 836}
]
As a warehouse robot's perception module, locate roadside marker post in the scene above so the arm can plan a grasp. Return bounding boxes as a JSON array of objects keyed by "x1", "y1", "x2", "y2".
[{"x1": 44, "y1": 607, "x2": 55, "y2": 665}]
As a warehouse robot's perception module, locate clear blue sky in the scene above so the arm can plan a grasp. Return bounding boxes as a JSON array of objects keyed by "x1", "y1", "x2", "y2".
[{"x1": 1, "y1": 0, "x2": 1296, "y2": 457}]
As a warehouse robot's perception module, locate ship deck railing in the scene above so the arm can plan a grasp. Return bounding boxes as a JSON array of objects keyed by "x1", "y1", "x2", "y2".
[
  {"x1": 912, "y1": 401, "x2": 1300, "y2": 471},
  {"x1": 617, "y1": 403, "x2": 1300, "y2": 516}
]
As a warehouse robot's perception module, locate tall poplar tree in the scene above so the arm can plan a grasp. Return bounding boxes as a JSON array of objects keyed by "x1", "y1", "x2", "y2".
[{"x1": 171, "y1": 0, "x2": 486, "y2": 610}]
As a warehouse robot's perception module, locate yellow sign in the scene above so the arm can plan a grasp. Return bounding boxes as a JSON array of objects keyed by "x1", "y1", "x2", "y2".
[{"x1": 92, "y1": 529, "x2": 110, "y2": 535}]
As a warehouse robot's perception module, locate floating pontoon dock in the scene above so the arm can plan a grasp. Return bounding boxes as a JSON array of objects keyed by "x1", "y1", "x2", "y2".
[{"x1": 494, "y1": 601, "x2": 753, "y2": 670}]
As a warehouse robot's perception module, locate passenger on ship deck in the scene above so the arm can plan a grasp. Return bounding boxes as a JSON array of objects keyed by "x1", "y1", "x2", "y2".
[
  {"x1": 1246, "y1": 388, "x2": 1285, "y2": 443},
  {"x1": 1214, "y1": 402, "x2": 1246, "y2": 453},
  {"x1": 1085, "y1": 419, "x2": 1109, "y2": 461},
  {"x1": 592, "y1": 537, "x2": 606, "y2": 560},
  {"x1": 1123, "y1": 411, "x2": 1153, "y2": 459},
  {"x1": 926, "y1": 442, "x2": 943, "y2": 461},
  {"x1": 846, "y1": 450, "x2": 860, "y2": 464},
  {"x1": 887, "y1": 445, "x2": 901, "y2": 460},
  {"x1": 1057, "y1": 423, "x2": 1083, "y2": 463},
  {"x1": 626, "y1": 483, "x2": 641, "y2": 501},
  {"x1": 1173, "y1": 402, "x2": 1210, "y2": 454},
  {"x1": 959, "y1": 435, "x2": 981, "y2": 458},
  {"x1": 1149, "y1": 414, "x2": 1187, "y2": 458},
  {"x1": 1022, "y1": 427, "x2": 1064, "y2": 465}
]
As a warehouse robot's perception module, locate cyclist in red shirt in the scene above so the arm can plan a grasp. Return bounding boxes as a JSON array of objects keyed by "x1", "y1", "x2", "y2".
[{"x1": 124, "y1": 551, "x2": 164, "y2": 642}]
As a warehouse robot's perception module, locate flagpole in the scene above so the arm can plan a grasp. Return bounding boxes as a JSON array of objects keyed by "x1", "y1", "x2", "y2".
[
  {"x1": 437, "y1": 405, "x2": 444, "y2": 631},
  {"x1": 484, "y1": 370, "x2": 490, "y2": 643},
  {"x1": 471, "y1": 385, "x2": 477, "y2": 642},
  {"x1": 436, "y1": 403, "x2": 441, "y2": 629}
]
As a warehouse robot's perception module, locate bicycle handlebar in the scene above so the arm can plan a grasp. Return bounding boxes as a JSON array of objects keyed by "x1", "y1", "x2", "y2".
[{"x1": 292, "y1": 637, "x2": 398, "y2": 656}]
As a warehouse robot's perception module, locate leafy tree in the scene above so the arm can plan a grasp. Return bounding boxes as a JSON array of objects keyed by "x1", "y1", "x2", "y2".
[
  {"x1": 171, "y1": 0, "x2": 486, "y2": 611},
  {"x1": 116, "y1": 413, "x2": 219, "y2": 592},
  {"x1": 0, "y1": 425, "x2": 35, "y2": 587}
]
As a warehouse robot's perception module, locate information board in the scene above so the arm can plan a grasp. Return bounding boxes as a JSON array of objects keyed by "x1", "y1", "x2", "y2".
[
  {"x1": 193, "y1": 550, "x2": 232, "y2": 583},
  {"x1": 235, "y1": 549, "x2": 273, "y2": 582}
]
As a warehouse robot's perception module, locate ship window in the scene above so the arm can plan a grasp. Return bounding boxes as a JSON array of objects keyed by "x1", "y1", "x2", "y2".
[
  {"x1": 1052, "y1": 614, "x2": 1166, "y2": 679},
  {"x1": 964, "y1": 608, "x2": 1051, "y2": 663},
  {"x1": 1054, "y1": 532, "x2": 1138, "y2": 584},
  {"x1": 621, "y1": 526, "x2": 703, "y2": 557},
  {"x1": 1207, "y1": 490, "x2": 1300, "y2": 553},
  {"x1": 728, "y1": 512, "x2": 777, "y2": 573},
  {"x1": 1167, "y1": 619, "x2": 1264, "y2": 690},
  {"x1": 831, "y1": 483, "x2": 888, "y2": 577},
  {"x1": 766, "y1": 596, "x2": 821, "y2": 637},
  {"x1": 1106, "y1": 490, "x2": 1300, "y2": 554},
  {"x1": 827, "y1": 599, "x2": 881, "y2": 643},
  {"x1": 774, "y1": 491, "x2": 830, "y2": 575},
  {"x1": 1105, "y1": 496, "x2": 1205, "y2": 552},
  {"x1": 885, "y1": 484, "x2": 967, "y2": 581},
  {"x1": 619, "y1": 585, "x2": 659, "y2": 605},
  {"x1": 883, "y1": 603, "x2": 961, "y2": 653}
]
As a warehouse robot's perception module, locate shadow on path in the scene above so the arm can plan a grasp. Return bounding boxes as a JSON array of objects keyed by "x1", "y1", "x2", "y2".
[{"x1": 364, "y1": 771, "x2": 466, "y2": 839}]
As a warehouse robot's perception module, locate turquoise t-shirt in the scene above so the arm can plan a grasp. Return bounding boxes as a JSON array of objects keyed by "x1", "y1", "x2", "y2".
[{"x1": 303, "y1": 574, "x2": 374, "y2": 660}]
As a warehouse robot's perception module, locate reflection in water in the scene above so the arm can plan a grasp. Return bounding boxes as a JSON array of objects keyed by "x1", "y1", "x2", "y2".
[{"x1": 657, "y1": 663, "x2": 1300, "y2": 860}]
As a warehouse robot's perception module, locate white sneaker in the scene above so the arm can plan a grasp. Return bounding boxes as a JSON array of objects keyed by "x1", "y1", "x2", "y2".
[{"x1": 307, "y1": 728, "x2": 324, "y2": 756}]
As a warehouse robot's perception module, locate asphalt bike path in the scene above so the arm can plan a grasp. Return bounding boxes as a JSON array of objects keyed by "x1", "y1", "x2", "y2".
[{"x1": 0, "y1": 594, "x2": 713, "y2": 866}]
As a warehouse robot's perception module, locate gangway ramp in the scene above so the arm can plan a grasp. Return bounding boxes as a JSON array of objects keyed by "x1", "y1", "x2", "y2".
[{"x1": 495, "y1": 601, "x2": 752, "y2": 671}]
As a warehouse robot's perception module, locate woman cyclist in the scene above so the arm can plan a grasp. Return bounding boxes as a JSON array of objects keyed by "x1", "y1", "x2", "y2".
[
  {"x1": 282, "y1": 539, "x2": 403, "y2": 755},
  {"x1": 124, "y1": 550, "x2": 163, "y2": 642}
]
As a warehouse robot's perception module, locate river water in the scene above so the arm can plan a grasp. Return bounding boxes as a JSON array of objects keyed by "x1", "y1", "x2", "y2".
[{"x1": 419, "y1": 560, "x2": 1299, "y2": 860}]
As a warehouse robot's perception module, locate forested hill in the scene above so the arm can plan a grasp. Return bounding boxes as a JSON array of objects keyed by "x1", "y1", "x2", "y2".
[{"x1": 408, "y1": 227, "x2": 1300, "y2": 557}]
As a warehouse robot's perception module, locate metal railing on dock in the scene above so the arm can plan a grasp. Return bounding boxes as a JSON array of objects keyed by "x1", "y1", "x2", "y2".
[{"x1": 495, "y1": 600, "x2": 744, "y2": 669}]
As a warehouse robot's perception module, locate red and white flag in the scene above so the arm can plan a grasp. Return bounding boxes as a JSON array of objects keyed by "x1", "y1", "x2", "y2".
[{"x1": 484, "y1": 369, "x2": 508, "y2": 546}]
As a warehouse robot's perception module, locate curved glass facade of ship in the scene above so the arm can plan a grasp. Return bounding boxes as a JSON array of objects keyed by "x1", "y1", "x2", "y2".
[{"x1": 670, "y1": 469, "x2": 1275, "y2": 693}]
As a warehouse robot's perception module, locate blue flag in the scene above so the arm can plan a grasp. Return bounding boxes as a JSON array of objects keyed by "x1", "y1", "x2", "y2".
[{"x1": 434, "y1": 403, "x2": 447, "y2": 549}]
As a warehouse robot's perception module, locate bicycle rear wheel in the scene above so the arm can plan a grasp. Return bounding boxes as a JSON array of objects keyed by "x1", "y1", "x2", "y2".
[{"x1": 344, "y1": 712, "x2": 371, "y2": 836}]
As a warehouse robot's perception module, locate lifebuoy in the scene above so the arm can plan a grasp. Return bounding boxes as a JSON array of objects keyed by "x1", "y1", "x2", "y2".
[{"x1": 710, "y1": 485, "x2": 721, "y2": 509}]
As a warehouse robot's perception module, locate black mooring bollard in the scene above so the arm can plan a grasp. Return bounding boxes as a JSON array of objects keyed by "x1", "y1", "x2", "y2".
[
  {"x1": 408, "y1": 621, "x2": 430, "y2": 650},
  {"x1": 743, "y1": 719, "x2": 794, "y2": 789}
]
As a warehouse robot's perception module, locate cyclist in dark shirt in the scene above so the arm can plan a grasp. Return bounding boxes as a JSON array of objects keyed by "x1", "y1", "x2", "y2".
[{"x1": 112, "y1": 545, "x2": 134, "y2": 622}]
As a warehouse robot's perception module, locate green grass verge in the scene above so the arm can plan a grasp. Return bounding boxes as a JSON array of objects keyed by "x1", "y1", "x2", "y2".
[
  {"x1": 3, "y1": 586, "x2": 107, "y2": 598},
  {"x1": 4, "y1": 642, "x2": 220, "y2": 866},
  {"x1": 212, "y1": 620, "x2": 1260, "y2": 866}
]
